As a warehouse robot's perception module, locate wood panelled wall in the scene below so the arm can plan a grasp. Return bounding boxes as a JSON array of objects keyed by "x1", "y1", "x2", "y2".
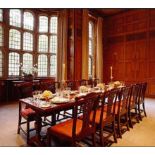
[
  {"x1": 103, "y1": 9, "x2": 155, "y2": 97},
  {"x1": 67, "y1": 9, "x2": 83, "y2": 80}
]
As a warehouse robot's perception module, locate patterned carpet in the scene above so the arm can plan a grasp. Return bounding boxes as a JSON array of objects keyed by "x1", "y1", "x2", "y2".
[{"x1": 0, "y1": 98, "x2": 155, "y2": 146}]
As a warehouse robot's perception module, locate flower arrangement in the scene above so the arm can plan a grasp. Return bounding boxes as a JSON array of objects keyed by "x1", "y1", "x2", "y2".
[
  {"x1": 79, "y1": 86, "x2": 88, "y2": 93},
  {"x1": 42, "y1": 90, "x2": 53, "y2": 100},
  {"x1": 114, "y1": 81, "x2": 121, "y2": 87},
  {"x1": 21, "y1": 65, "x2": 38, "y2": 77},
  {"x1": 97, "y1": 83, "x2": 105, "y2": 90}
]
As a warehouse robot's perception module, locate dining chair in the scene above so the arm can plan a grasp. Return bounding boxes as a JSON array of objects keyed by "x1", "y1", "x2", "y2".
[
  {"x1": 65, "y1": 80, "x2": 76, "y2": 90},
  {"x1": 47, "y1": 92, "x2": 100, "y2": 146},
  {"x1": 137, "y1": 82, "x2": 147, "y2": 121},
  {"x1": 17, "y1": 82, "x2": 36, "y2": 143},
  {"x1": 93, "y1": 78, "x2": 99, "y2": 87},
  {"x1": 90, "y1": 89, "x2": 118, "y2": 146},
  {"x1": 128, "y1": 84, "x2": 140, "y2": 128},
  {"x1": 40, "y1": 81, "x2": 59, "y2": 93},
  {"x1": 115, "y1": 86, "x2": 132, "y2": 138},
  {"x1": 78, "y1": 79, "x2": 88, "y2": 86}
]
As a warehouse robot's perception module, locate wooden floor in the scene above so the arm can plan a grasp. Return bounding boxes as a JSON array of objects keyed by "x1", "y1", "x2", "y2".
[{"x1": 0, "y1": 98, "x2": 155, "y2": 146}]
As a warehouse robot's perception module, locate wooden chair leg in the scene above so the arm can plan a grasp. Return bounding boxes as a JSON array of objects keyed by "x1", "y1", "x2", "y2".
[
  {"x1": 47, "y1": 133, "x2": 51, "y2": 146},
  {"x1": 126, "y1": 114, "x2": 130, "y2": 131},
  {"x1": 100, "y1": 129, "x2": 104, "y2": 146},
  {"x1": 128, "y1": 111, "x2": 133, "y2": 128},
  {"x1": 27, "y1": 121, "x2": 30, "y2": 143},
  {"x1": 117, "y1": 117, "x2": 122, "y2": 138},
  {"x1": 138, "y1": 104, "x2": 142, "y2": 121},
  {"x1": 92, "y1": 133, "x2": 96, "y2": 147},
  {"x1": 142, "y1": 102, "x2": 147, "y2": 117},
  {"x1": 113, "y1": 122, "x2": 117, "y2": 143},
  {"x1": 17, "y1": 114, "x2": 21, "y2": 134},
  {"x1": 135, "y1": 107, "x2": 139, "y2": 123}
]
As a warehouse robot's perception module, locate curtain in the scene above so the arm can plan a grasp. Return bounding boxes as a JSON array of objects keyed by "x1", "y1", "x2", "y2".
[
  {"x1": 57, "y1": 9, "x2": 68, "y2": 82},
  {"x1": 82, "y1": 9, "x2": 89, "y2": 80},
  {"x1": 96, "y1": 17, "x2": 103, "y2": 82}
]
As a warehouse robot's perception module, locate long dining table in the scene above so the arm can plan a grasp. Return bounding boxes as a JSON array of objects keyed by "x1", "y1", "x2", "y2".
[{"x1": 18, "y1": 84, "x2": 121, "y2": 146}]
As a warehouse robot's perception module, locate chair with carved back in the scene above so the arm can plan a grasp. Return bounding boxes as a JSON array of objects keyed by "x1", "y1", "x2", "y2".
[
  {"x1": 115, "y1": 86, "x2": 132, "y2": 138},
  {"x1": 40, "y1": 81, "x2": 59, "y2": 93},
  {"x1": 78, "y1": 79, "x2": 88, "y2": 86},
  {"x1": 57, "y1": 80, "x2": 76, "y2": 120},
  {"x1": 128, "y1": 84, "x2": 140, "y2": 128},
  {"x1": 90, "y1": 89, "x2": 118, "y2": 146},
  {"x1": 65, "y1": 80, "x2": 76, "y2": 90},
  {"x1": 47, "y1": 92, "x2": 100, "y2": 146},
  {"x1": 137, "y1": 82, "x2": 147, "y2": 121},
  {"x1": 40, "y1": 81, "x2": 61, "y2": 124},
  {"x1": 93, "y1": 78, "x2": 99, "y2": 87},
  {"x1": 17, "y1": 82, "x2": 36, "y2": 143}
]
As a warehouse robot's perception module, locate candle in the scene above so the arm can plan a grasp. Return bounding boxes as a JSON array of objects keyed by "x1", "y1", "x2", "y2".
[
  {"x1": 110, "y1": 66, "x2": 113, "y2": 79},
  {"x1": 92, "y1": 65, "x2": 95, "y2": 79},
  {"x1": 62, "y1": 63, "x2": 65, "y2": 81}
]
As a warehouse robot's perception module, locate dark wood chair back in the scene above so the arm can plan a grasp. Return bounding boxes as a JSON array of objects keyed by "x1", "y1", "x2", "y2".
[
  {"x1": 78, "y1": 79, "x2": 88, "y2": 86},
  {"x1": 65, "y1": 80, "x2": 76, "y2": 90},
  {"x1": 117, "y1": 86, "x2": 132, "y2": 115},
  {"x1": 18, "y1": 82, "x2": 33, "y2": 98},
  {"x1": 129, "y1": 84, "x2": 140, "y2": 109},
  {"x1": 100, "y1": 89, "x2": 119, "y2": 124},
  {"x1": 93, "y1": 78, "x2": 99, "y2": 86},
  {"x1": 73, "y1": 92, "x2": 100, "y2": 140},
  {"x1": 139, "y1": 82, "x2": 147, "y2": 104},
  {"x1": 40, "y1": 81, "x2": 60, "y2": 93}
]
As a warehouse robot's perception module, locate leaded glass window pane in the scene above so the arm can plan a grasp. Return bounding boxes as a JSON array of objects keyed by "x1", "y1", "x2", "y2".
[
  {"x1": 50, "y1": 36, "x2": 57, "y2": 53},
  {"x1": 50, "y1": 16, "x2": 58, "y2": 34},
  {"x1": 38, "y1": 35, "x2": 48, "y2": 52},
  {"x1": 9, "y1": 9, "x2": 21, "y2": 27},
  {"x1": 38, "y1": 55, "x2": 47, "y2": 76},
  {"x1": 0, "y1": 26, "x2": 3, "y2": 47},
  {"x1": 23, "y1": 32, "x2": 33, "y2": 51},
  {"x1": 23, "y1": 12, "x2": 34, "y2": 30},
  {"x1": 9, "y1": 29, "x2": 21, "y2": 49},
  {"x1": 9, "y1": 52, "x2": 20, "y2": 76},
  {"x1": 0, "y1": 9, "x2": 3, "y2": 22},
  {"x1": 50, "y1": 55, "x2": 57, "y2": 76},
  {"x1": 0, "y1": 51, "x2": 2, "y2": 77},
  {"x1": 23, "y1": 53, "x2": 33, "y2": 74},
  {"x1": 39, "y1": 16, "x2": 48, "y2": 33}
]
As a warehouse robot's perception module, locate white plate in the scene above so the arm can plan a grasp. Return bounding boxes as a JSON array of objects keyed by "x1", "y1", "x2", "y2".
[
  {"x1": 51, "y1": 97, "x2": 70, "y2": 104},
  {"x1": 40, "y1": 103, "x2": 51, "y2": 108}
]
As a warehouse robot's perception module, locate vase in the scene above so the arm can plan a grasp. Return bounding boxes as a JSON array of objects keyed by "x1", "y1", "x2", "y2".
[{"x1": 24, "y1": 75, "x2": 33, "y2": 81}]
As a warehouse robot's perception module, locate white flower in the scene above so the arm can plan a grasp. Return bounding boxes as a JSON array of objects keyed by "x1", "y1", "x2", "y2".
[{"x1": 21, "y1": 65, "x2": 38, "y2": 76}]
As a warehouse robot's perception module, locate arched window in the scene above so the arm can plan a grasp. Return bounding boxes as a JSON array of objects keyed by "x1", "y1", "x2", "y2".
[
  {"x1": 0, "y1": 26, "x2": 3, "y2": 47},
  {"x1": 39, "y1": 16, "x2": 48, "y2": 33},
  {"x1": 50, "y1": 55, "x2": 57, "y2": 76},
  {"x1": 88, "y1": 21, "x2": 94, "y2": 77},
  {"x1": 23, "y1": 53, "x2": 33, "y2": 71},
  {"x1": 23, "y1": 32, "x2": 33, "y2": 51},
  {"x1": 38, "y1": 55, "x2": 47, "y2": 76},
  {"x1": 23, "y1": 12, "x2": 34, "y2": 30},
  {"x1": 9, "y1": 52, "x2": 20, "y2": 76},
  {"x1": 38, "y1": 35, "x2": 48, "y2": 52},
  {"x1": 9, "y1": 9, "x2": 21, "y2": 27},
  {"x1": 9, "y1": 29, "x2": 21, "y2": 49},
  {"x1": 0, "y1": 50, "x2": 2, "y2": 77},
  {"x1": 0, "y1": 9, "x2": 3, "y2": 22}
]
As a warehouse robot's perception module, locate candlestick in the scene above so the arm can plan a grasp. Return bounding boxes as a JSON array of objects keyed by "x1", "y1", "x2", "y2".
[
  {"x1": 110, "y1": 66, "x2": 113, "y2": 81},
  {"x1": 92, "y1": 65, "x2": 95, "y2": 79},
  {"x1": 62, "y1": 63, "x2": 65, "y2": 81}
]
